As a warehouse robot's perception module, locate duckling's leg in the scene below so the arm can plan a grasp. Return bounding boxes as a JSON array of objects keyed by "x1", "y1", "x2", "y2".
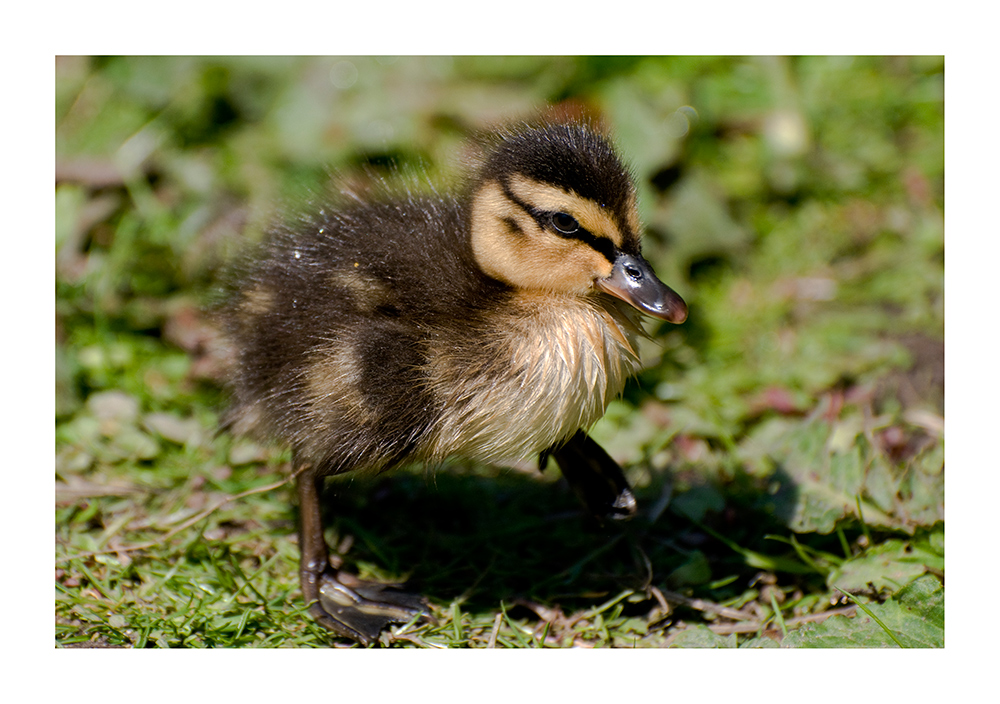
[
  {"x1": 296, "y1": 457, "x2": 427, "y2": 645},
  {"x1": 548, "y1": 430, "x2": 637, "y2": 522}
]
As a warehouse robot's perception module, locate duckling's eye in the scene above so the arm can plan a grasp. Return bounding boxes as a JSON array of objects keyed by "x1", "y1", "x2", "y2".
[{"x1": 550, "y1": 212, "x2": 580, "y2": 234}]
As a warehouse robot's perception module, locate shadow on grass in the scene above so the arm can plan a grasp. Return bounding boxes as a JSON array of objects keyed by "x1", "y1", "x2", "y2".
[{"x1": 312, "y1": 462, "x2": 814, "y2": 617}]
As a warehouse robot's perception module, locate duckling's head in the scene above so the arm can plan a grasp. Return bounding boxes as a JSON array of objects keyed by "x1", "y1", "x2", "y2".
[{"x1": 470, "y1": 122, "x2": 687, "y2": 323}]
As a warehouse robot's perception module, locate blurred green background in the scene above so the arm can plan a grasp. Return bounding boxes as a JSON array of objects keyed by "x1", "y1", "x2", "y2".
[{"x1": 56, "y1": 56, "x2": 943, "y2": 648}]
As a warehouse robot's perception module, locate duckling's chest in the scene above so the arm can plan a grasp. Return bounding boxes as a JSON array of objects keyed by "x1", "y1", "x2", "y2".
[{"x1": 422, "y1": 294, "x2": 642, "y2": 464}]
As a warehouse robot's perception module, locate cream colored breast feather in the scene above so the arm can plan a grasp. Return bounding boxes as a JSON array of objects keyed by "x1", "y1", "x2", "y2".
[{"x1": 423, "y1": 291, "x2": 645, "y2": 464}]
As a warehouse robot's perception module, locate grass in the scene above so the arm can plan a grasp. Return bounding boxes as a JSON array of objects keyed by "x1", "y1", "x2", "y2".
[{"x1": 55, "y1": 56, "x2": 943, "y2": 648}]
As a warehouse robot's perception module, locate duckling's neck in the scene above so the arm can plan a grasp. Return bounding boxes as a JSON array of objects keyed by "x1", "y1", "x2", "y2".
[{"x1": 423, "y1": 291, "x2": 643, "y2": 464}]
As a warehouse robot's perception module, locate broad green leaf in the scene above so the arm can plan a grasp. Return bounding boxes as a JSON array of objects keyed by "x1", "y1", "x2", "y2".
[
  {"x1": 827, "y1": 539, "x2": 939, "y2": 592},
  {"x1": 783, "y1": 575, "x2": 943, "y2": 648},
  {"x1": 738, "y1": 414, "x2": 940, "y2": 534}
]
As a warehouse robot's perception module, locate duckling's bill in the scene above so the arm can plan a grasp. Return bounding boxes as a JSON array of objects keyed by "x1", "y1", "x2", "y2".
[{"x1": 596, "y1": 252, "x2": 688, "y2": 324}]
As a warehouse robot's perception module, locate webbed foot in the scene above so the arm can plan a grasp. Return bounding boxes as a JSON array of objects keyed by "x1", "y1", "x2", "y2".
[
  {"x1": 309, "y1": 570, "x2": 428, "y2": 646},
  {"x1": 296, "y1": 459, "x2": 429, "y2": 646},
  {"x1": 547, "y1": 430, "x2": 637, "y2": 522}
]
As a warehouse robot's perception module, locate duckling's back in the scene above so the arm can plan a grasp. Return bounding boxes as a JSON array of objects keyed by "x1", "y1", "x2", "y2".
[{"x1": 224, "y1": 192, "x2": 505, "y2": 474}]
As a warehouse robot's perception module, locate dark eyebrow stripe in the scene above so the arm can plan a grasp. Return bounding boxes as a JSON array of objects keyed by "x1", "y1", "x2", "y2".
[{"x1": 499, "y1": 179, "x2": 617, "y2": 264}]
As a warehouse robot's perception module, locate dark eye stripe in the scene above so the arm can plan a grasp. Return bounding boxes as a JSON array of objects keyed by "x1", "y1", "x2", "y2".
[
  {"x1": 500, "y1": 180, "x2": 617, "y2": 264},
  {"x1": 574, "y1": 228, "x2": 617, "y2": 263}
]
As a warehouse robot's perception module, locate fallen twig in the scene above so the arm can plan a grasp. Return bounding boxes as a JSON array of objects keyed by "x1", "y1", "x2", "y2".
[
  {"x1": 701, "y1": 605, "x2": 858, "y2": 636},
  {"x1": 655, "y1": 585, "x2": 755, "y2": 621}
]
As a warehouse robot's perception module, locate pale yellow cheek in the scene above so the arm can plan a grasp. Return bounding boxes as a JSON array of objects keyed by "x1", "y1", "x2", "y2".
[
  {"x1": 506, "y1": 239, "x2": 614, "y2": 294},
  {"x1": 470, "y1": 183, "x2": 519, "y2": 283},
  {"x1": 471, "y1": 178, "x2": 621, "y2": 295}
]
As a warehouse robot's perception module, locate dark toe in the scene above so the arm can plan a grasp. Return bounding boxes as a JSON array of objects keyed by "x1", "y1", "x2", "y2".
[{"x1": 314, "y1": 572, "x2": 428, "y2": 645}]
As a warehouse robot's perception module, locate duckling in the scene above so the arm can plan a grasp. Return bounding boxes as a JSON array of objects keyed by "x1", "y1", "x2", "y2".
[{"x1": 222, "y1": 119, "x2": 687, "y2": 645}]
